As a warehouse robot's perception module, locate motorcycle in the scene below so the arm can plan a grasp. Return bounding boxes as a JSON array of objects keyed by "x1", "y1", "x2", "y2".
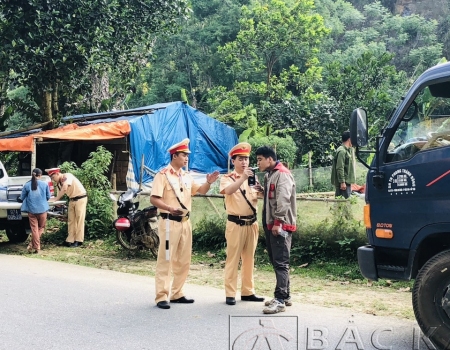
[
  {"x1": 110, "y1": 189, "x2": 159, "y2": 258},
  {"x1": 47, "y1": 203, "x2": 68, "y2": 222}
]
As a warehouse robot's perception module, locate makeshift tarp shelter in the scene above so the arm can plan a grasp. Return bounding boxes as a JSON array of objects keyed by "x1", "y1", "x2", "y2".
[
  {"x1": 0, "y1": 101, "x2": 238, "y2": 190},
  {"x1": 0, "y1": 121, "x2": 131, "y2": 152},
  {"x1": 128, "y1": 101, "x2": 238, "y2": 184}
]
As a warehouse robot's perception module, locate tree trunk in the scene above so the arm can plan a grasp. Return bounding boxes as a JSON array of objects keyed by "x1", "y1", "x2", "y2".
[
  {"x1": 41, "y1": 89, "x2": 52, "y2": 123},
  {"x1": 52, "y1": 81, "x2": 59, "y2": 121},
  {"x1": 0, "y1": 81, "x2": 8, "y2": 130},
  {"x1": 266, "y1": 55, "x2": 276, "y2": 94},
  {"x1": 91, "y1": 72, "x2": 110, "y2": 112}
]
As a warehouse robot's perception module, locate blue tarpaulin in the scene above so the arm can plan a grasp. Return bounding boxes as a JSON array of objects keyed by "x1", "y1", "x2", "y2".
[{"x1": 128, "y1": 102, "x2": 238, "y2": 183}]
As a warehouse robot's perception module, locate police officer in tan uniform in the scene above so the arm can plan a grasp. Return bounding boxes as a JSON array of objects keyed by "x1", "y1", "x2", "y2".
[
  {"x1": 220, "y1": 142, "x2": 264, "y2": 306},
  {"x1": 47, "y1": 168, "x2": 87, "y2": 248},
  {"x1": 150, "y1": 138, "x2": 220, "y2": 309}
]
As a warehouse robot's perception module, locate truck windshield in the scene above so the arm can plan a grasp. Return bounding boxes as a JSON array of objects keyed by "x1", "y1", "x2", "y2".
[{"x1": 386, "y1": 85, "x2": 450, "y2": 163}]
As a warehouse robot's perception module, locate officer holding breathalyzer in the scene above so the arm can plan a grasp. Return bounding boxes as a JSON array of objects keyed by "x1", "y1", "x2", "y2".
[
  {"x1": 247, "y1": 168, "x2": 256, "y2": 186},
  {"x1": 220, "y1": 142, "x2": 265, "y2": 306}
]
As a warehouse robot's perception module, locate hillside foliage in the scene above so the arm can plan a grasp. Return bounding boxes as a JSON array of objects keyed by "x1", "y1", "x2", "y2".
[{"x1": 0, "y1": 0, "x2": 448, "y2": 166}]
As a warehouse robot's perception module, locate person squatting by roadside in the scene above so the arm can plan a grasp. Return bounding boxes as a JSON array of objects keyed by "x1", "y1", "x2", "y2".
[
  {"x1": 220, "y1": 142, "x2": 265, "y2": 306},
  {"x1": 256, "y1": 146, "x2": 297, "y2": 314},
  {"x1": 331, "y1": 130, "x2": 355, "y2": 199},
  {"x1": 19, "y1": 168, "x2": 51, "y2": 254},
  {"x1": 47, "y1": 168, "x2": 87, "y2": 248},
  {"x1": 150, "y1": 138, "x2": 220, "y2": 310}
]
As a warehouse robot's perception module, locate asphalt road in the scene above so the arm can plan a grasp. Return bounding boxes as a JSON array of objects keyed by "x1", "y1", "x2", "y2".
[{"x1": 0, "y1": 254, "x2": 434, "y2": 350}]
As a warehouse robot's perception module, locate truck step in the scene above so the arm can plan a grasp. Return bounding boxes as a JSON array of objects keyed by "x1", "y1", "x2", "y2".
[{"x1": 377, "y1": 265, "x2": 405, "y2": 272}]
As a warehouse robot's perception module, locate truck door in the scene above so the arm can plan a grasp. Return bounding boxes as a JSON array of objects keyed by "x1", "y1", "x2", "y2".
[{"x1": 371, "y1": 82, "x2": 450, "y2": 253}]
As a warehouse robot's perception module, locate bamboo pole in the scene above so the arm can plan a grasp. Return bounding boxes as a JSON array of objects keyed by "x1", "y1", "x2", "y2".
[
  {"x1": 0, "y1": 121, "x2": 53, "y2": 137},
  {"x1": 108, "y1": 191, "x2": 352, "y2": 203},
  {"x1": 206, "y1": 196, "x2": 221, "y2": 215},
  {"x1": 297, "y1": 197, "x2": 348, "y2": 202},
  {"x1": 298, "y1": 191, "x2": 335, "y2": 197}
]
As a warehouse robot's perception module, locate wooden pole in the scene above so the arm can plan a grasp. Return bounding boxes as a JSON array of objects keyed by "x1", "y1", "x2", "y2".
[
  {"x1": 109, "y1": 150, "x2": 117, "y2": 184},
  {"x1": 112, "y1": 173, "x2": 117, "y2": 219},
  {"x1": 309, "y1": 151, "x2": 312, "y2": 187},
  {"x1": 352, "y1": 147, "x2": 357, "y2": 184},
  {"x1": 139, "y1": 154, "x2": 144, "y2": 191},
  {"x1": 31, "y1": 138, "x2": 36, "y2": 174}
]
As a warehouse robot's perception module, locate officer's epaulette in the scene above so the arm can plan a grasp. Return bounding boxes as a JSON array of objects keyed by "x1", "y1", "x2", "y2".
[
  {"x1": 223, "y1": 173, "x2": 235, "y2": 178},
  {"x1": 160, "y1": 168, "x2": 169, "y2": 174}
]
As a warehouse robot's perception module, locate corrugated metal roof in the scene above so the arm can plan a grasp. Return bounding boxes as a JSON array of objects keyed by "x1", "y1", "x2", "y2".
[
  {"x1": 61, "y1": 101, "x2": 178, "y2": 123},
  {"x1": 0, "y1": 101, "x2": 183, "y2": 139}
]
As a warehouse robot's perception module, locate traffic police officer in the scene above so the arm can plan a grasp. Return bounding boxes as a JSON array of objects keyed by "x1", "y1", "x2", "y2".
[
  {"x1": 47, "y1": 167, "x2": 87, "y2": 248},
  {"x1": 220, "y1": 142, "x2": 265, "y2": 305},
  {"x1": 150, "y1": 138, "x2": 220, "y2": 309}
]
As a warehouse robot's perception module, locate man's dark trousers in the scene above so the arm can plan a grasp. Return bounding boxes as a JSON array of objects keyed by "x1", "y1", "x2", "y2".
[{"x1": 264, "y1": 228, "x2": 292, "y2": 300}]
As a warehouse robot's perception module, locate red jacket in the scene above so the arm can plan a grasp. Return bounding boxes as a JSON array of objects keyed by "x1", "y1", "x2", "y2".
[{"x1": 264, "y1": 162, "x2": 297, "y2": 232}]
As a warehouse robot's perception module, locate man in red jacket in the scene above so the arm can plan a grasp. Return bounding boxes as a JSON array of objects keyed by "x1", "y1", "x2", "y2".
[{"x1": 256, "y1": 146, "x2": 297, "y2": 314}]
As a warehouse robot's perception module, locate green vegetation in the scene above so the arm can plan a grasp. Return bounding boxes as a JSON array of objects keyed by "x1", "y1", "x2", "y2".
[
  {"x1": 0, "y1": 1, "x2": 435, "y2": 319},
  {"x1": 49, "y1": 146, "x2": 115, "y2": 240},
  {"x1": 124, "y1": 0, "x2": 446, "y2": 166},
  {"x1": 0, "y1": 0, "x2": 189, "y2": 122},
  {"x1": 1, "y1": 0, "x2": 448, "y2": 168},
  {"x1": 192, "y1": 195, "x2": 366, "y2": 264}
]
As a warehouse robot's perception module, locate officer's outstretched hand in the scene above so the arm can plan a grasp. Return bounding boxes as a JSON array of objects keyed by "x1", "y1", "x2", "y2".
[{"x1": 206, "y1": 170, "x2": 220, "y2": 184}]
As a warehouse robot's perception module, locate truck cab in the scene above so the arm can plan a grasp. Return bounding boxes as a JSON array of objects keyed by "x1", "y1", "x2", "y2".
[{"x1": 351, "y1": 61, "x2": 450, "y2": 349}]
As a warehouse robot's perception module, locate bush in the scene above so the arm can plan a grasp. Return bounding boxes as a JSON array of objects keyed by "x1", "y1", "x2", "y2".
[
  {"x1": 193, "y1": 198, "x2": 366, "y2": 264},
  {"x1": 58, "y1": 146, "x2": 115, "y2": 240},
  {"x1": 193, "y1": 214, "x2": 227, "y2": 250},
  {"x1": 290, "y1": 199, "x2": 366, "y2": 263}
]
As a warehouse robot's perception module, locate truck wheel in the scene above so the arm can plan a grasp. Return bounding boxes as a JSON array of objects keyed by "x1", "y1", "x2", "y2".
[
  {"x1": 413, "y1": 249, "x2": 450, "y2": 349},
  {"x1": 5, "y1": 225, "x2": 29, "y2": 243}
]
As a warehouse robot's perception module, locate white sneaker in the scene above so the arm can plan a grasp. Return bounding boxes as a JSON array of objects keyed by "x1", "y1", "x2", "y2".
[
  {"x1": 263, "y1": 299, "x2": 286, "y2": 314},
  {"x1": 264, "y1": 297, "x2": 292, "y2": 307}
]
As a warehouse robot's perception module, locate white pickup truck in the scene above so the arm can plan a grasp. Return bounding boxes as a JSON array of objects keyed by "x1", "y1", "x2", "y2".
[{"x1": 0, "y1": 162, "x2": 64, "y2": 243}]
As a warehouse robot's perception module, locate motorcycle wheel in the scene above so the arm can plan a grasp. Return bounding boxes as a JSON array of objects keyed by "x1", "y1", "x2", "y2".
[{"x1": 116, "y1": 230, "x2": 139, "y2": 251}]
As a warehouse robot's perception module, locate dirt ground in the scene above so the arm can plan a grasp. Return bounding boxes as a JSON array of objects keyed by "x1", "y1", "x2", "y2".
[{"x1": 0, "y1": 238, "x2": 415, "y2": 321}]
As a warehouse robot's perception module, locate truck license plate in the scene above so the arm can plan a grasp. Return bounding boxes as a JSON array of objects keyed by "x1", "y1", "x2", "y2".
[{"x1": 7, "y1": 209, "x2": 22, "y2": 220}]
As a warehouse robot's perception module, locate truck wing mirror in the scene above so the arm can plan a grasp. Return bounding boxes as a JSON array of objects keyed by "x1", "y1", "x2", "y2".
[{"x1": 350, "y1": 108, "x2": 368, "y2": 147}]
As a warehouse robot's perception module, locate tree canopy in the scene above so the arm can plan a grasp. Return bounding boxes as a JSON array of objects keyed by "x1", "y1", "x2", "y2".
[
  {"x1": 1, "y1": 0, "x2": 447, "y2": 168},
  {"x1": 0, "y1": 0, "x2": 189, "y2": 124}
]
